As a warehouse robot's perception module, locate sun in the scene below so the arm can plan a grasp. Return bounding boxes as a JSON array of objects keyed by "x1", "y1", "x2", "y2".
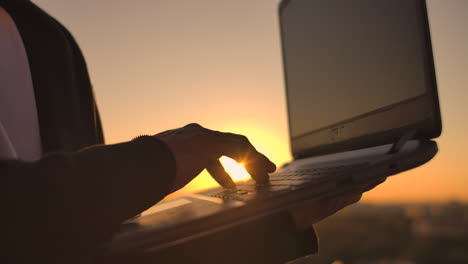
[{"x1": 219, "y1": 156, "x2": 251, "y2": 181}]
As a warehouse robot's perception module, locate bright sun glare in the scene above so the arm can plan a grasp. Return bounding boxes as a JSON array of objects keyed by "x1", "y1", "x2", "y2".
[{"x1": 219, "y1": 156, "x2": 251, "y2": 181}]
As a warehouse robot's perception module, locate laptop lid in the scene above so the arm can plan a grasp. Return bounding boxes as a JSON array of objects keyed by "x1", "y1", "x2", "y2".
[{"x1": 279, "y1": 0, "x2": 442, "y2": 159}]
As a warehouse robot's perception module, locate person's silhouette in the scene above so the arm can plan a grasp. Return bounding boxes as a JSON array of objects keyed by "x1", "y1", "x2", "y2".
[{"x1": 0, "y1": 1, "x2": 383, "y2": 263}]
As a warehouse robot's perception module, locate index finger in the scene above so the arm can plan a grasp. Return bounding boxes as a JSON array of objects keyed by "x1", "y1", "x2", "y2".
[
  {"x1": 206, "y1": 160, "x2": 237, "y2": 189},
  {"x1": 209, "y1": 131, "x2": 276, "y2": 183}
]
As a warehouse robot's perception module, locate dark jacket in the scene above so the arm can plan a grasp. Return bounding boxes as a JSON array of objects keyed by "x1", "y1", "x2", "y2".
[{"x1": 0, "y1": 0, "x2": 176, "y2": 262}]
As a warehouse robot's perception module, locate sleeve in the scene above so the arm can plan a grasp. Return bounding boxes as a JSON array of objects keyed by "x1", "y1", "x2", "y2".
[{"x1": 0, "y1": 136, "x2": 176, "y2": 263}]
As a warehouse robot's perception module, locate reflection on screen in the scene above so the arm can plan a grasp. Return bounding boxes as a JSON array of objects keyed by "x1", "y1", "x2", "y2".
[{"x1": 281, "y1": 0, "x2": 428, "y2": 138}]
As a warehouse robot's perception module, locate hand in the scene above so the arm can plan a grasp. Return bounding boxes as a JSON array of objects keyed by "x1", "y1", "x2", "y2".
[
  {"x1": 290, "y1": 178, "x2": 386, "y2": 230},
  {"x1": 155, "y1": 123, "x2": 276, "y2": 192}
]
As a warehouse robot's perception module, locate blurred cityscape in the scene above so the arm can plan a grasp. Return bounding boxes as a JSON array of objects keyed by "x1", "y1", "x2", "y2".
[{"x1": 305, "y1": 201, "x2": 468, "y2": 264}]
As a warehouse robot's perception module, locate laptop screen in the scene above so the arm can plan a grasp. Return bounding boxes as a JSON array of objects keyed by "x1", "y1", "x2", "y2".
[{"x1": 279, "y1": 0, "x2": 441, "y2": 157}]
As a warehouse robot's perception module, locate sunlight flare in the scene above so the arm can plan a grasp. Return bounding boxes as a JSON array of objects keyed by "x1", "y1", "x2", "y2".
[{"x1": 219, "y1": 156, "x2": 251, "y2": 181}]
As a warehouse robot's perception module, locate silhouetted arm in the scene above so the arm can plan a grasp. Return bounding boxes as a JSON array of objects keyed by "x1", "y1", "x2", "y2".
[{"x1": 0, "y1": 136, "x2": 175, "y2": 263}]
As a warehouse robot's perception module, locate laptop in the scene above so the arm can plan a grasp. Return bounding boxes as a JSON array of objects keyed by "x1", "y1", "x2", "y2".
[{"x1": 104, "y1": 0, "x2": 442, "y2": 256}]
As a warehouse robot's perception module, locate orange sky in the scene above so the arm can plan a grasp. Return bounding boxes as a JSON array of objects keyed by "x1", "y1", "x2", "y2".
[{"x1": 33, "y1": 0, "x2": 468, "y2": 203}]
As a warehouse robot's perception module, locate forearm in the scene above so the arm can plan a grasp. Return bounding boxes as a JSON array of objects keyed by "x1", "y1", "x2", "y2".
[
  {"x1": 1, "y1": 136, "x2": 176, "y2": 262},
  {"x1": 64, "y1": 136, "x2": 176, "y2": 221}
]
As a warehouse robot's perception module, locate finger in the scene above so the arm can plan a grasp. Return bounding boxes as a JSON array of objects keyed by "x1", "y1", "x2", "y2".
[
  {"x1": 254, "y1": 152, "x2": 277, "y2": 173},
  {"x1": 212, "y1": 132, "x2": 276, "y2": 169},
  {"x1": 244, "y1": 161, "x2": 270, "y2": 184},
  {"x1": 210, "y1": 132, "x2": 276, "y2": 180},
  {"x1": 206, "y1": 160, "x2": 237, "y2": 189}
]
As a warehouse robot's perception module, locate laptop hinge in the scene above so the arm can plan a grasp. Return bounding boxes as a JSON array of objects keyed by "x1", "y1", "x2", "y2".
[{"x1": 388, "y1": 129, "x2": 417, "y2": 154}]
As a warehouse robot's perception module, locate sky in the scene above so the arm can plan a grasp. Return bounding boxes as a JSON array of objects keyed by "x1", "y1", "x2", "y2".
[{"x1": 32, "y1": 0, "x2": 468, "y2": 203}]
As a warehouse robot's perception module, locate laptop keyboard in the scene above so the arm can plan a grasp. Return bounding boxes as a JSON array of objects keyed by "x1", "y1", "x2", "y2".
[{"x1": 209, "y1": 163, "x2": 368, "y2": 202}]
